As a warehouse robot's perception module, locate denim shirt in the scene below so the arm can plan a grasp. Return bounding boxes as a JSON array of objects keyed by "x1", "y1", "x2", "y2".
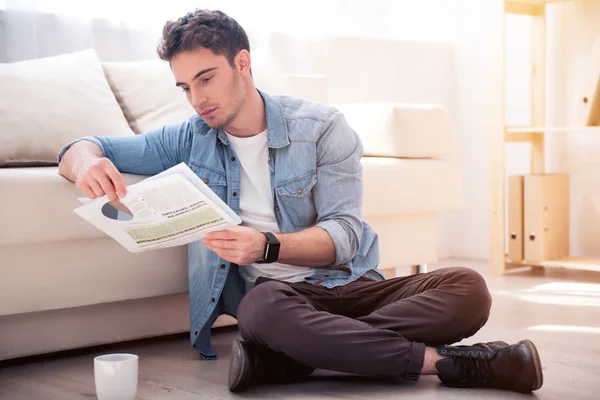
[{"x1": 58, "y1": 90, "x2": 384, "y2": 359}]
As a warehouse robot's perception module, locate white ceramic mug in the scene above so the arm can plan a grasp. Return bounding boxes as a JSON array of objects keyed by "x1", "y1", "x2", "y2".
[{"x1": 94, "y1": 353, "x2": 139, "y2": 400}]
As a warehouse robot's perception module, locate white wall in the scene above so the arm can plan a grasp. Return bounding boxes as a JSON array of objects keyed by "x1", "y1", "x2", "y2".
[{"x1": 432, "y1": 0, "x2": 506, "y2": 260}]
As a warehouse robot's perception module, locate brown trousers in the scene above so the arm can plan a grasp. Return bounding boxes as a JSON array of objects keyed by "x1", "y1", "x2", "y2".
[{"x1": 237, "y1": 267, "x2": 492, "y2": 381}]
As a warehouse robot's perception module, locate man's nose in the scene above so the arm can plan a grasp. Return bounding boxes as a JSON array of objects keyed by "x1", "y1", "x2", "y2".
[{"x1": 190, "y1": 90, "x2": 208, "y2": 108}]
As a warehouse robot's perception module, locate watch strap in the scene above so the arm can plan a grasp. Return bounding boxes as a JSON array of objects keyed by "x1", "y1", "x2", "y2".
[{"x1": 257, "y1": 232, "x2": 280, "y2": 263}]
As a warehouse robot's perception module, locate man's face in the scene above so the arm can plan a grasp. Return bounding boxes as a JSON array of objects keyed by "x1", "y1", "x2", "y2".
[{"x1": 171, "y1": 47, "x2": 246, "y2": 130}]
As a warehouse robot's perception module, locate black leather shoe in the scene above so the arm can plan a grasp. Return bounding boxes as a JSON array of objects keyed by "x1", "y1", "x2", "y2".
[
  {"x1": 228, "y1": 339, "x2": 314, "y2": 392},
  {"x1": 435, "y1": 340, "x2": 543, "y2": 393}
]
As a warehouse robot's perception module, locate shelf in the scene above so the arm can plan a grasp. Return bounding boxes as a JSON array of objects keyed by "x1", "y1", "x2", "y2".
[
  {"x1": 505, "y1": 0, "x2": 573, "y2": 16},
  {"x1": 507, "y1": 0, "x2": 573, "y2": 4},
  {"x1": 508, "y1": 0, "x2": 573, "y2": 4},
  {"x1": 506, "y1": 256, "x2": 600, "y2": 272},
  {"x1": 505, "y1": 126, "x2": 600, "y2": 133},
  {"x1": 504, "y1": 126, "x2": 600, "y2": 142},
  {"x1": 494, "y1": 0, "x2": 600, "y2": 276}
]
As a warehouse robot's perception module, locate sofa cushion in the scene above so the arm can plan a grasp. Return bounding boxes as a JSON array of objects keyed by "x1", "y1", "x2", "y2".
[
  {"x1": 0, "y1": 49, "x2": 134, "y2": 167},
  {"x1": 0, "y1": 167, "x2": 147, "y2": 246},
  {"x1": 102, "y1": 60, "x2": 196, "y2": 134},
  {"x1": 335, "y1": 103, "x2": 455, "y2": 158},
  {"x1": 361, "y1": 157, "x2": 462, "y2": 216},
  {"x1": 286, "y1": 74, "x2": 328, "y2": 104},
  {"x1": 366, "y1": 213, "x2": 439, "y2": 268}
]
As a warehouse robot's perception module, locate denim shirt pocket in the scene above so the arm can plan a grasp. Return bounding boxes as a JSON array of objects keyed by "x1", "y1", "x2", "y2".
[
  {"x1": 275, "y1": 170, "x2": 318, "y2": 228},
  {"x1": 190, "y1": 161, "x2": 227, "y2": 201}
]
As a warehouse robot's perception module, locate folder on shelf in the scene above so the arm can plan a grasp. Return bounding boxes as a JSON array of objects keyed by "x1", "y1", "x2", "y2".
[
  {"x1": 523, "y1": 174, "x2": 570, "y2": 262},
  {"x1": 507, "y1": 175, "x2": 524, "y2": 263},
  {"x1": 587, "y1": 74, "x2": 600, "y2": 126}
]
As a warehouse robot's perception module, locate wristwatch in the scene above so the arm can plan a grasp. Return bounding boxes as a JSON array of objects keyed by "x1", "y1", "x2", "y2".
[{"x1": 257, "y1": 232, "x2": 280, "y2": 263}]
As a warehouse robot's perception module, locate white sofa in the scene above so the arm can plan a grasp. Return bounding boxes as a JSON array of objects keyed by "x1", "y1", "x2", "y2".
[{"x1": 0, "y1": 43, "x2": 462, "y2": 360}]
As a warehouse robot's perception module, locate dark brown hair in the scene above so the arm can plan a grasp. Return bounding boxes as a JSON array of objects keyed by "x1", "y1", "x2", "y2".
[{"x1": 157, "y1": 9, "x2": 250, "y2": 67}]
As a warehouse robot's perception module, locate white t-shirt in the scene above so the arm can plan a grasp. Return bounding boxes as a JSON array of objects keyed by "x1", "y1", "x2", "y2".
[{"x1": 224, "y1": 130, "x2": 316, "y2": 284}]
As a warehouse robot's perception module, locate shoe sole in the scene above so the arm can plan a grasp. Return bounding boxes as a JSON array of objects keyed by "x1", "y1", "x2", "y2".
[
  {"x1": 519, "y1": 339, "x2": 543, "y2": 391},
  {"x1": 228, "y1": 340, "x2": 252, "y2": 392}
]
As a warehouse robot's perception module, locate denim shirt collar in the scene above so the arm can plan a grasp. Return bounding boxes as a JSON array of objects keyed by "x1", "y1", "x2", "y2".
[{"x1": 215, "y1": 89, "x2": 290, "y2": 149}]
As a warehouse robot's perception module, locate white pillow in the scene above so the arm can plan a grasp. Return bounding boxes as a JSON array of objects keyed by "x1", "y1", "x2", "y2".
[
  {"x1": 102, "y1": 60, "x2": 196, "y2": 134},
  {"x1": 102, "y1": 50, "x2": 293, "y2": 136},
  {"x1": 0, "y1": 49, "x2": 134, "y2": 166}
]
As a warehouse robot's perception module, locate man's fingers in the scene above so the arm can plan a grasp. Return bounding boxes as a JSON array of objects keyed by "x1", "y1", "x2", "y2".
[
  {"x1": 105, "y1": 166, "x2": 127, "y2": 197},
  {"x1": 205, "y1": 244, "x2": 236, "y2": 260},
  {"x1": 95, "y1": 173, "x2": 118, "y2": 202},
  {"x1": 204, "y1": 243, "x2": 252, "y2": 265},
  {"x1": 204, "y1": 242, "x2": 236, "y2": 257},
  {"x1": 89, "y1": 181, "x2": 105, "y2": 197},
  {"x1": 82, "y1": 185, "x2": 97, "y2": 199},
  {"x1": 205, "y1": 230, "x2": 235, "y2": 240},
  {"x1": 203, "y1": 238, "x2": 237, "y2": 250}
]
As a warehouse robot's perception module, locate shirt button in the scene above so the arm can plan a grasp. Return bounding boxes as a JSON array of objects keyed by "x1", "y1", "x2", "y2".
[
  {"x1": 211, "y1": 297, "x2": 216, "y2": 303},
  {"x1": 220, "y1": 264, "x2": 226, "y2": 269},
  {"x1": 203, "y1": 179, "x2": 209, "y2": 184},
  {"x1": 297, "y1": 189, "x2": 303, "y2": 194},
  {"x1": 233, "y1": 192, "x2": 238, "y2": 197},
  {"x1": 231, "y1": 156, "x2": 236, "y2": 161},
  {"x1": 275, "y1": 206, "x2": 280, "y2": 212}
]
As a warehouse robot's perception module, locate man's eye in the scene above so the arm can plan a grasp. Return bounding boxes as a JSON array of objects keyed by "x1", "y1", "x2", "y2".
[
  {"x1": 202, "y1": 76, "x2": 213, "y2": 84},
  {"x1": 181, "y1": 87, "x2": 190, "y2": 92}
]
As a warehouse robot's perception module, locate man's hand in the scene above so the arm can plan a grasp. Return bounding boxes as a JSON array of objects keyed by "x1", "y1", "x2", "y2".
[
  {"x1": 74, "y1": 157, "x2": 127, "y2": 202},
  {"x1": 202, "y1": 226, "x2": 267, "y2": 265},
  {"x1": 58, "y1": 141, "x2": 126, "y2": 203}
]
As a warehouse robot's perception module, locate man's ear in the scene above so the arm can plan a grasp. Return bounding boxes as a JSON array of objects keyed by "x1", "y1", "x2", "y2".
[{"x1": 236, "y1": 50, "x2": 251, "y2": 75}]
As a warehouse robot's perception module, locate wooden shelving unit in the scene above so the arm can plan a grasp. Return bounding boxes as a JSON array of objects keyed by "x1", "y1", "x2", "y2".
[{"x1": 491, "y1": 0, "x2": 600, "y2": 275}]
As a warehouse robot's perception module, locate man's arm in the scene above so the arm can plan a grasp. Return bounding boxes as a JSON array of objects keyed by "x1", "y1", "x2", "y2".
[
  {"x1": 203, "y1": 110, "x2": 362, "y2": 268},
  {"x1": 57, "y1": 120, "x2": 193, "y2": 201},
  {"x1": 274, "y1": 227, "x2": 336, "y2": 267},
  {"x1": 311, "y1": 110, "x2": 364, "y2": 266},
  {"x1": 270, "y1": 109, "x2": 364, "y2": 267},
  {"x1": 203, "y1": 225, "x2": 336, "y2": 267}
]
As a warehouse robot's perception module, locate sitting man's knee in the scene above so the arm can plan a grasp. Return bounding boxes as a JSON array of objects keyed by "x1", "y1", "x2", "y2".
[
  {"x1": 467, "y1": 269, "x2": 492, "y2": 317},
  {"x1": 237, "y1": 280, "x2": 291, "y2": 337},
  {"x1": 447, "y1": 267, "x2": 492, "y2": 317}
]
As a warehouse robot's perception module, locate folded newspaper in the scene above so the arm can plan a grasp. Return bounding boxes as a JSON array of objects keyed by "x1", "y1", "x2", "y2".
[{"x1": 74, "y1": 163, "x2": 242, "y2": 253}]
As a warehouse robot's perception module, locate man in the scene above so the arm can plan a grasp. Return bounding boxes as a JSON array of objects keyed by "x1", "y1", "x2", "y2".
[{"x1": 58, "y1": 9, "x2": 543, "y2": 394}]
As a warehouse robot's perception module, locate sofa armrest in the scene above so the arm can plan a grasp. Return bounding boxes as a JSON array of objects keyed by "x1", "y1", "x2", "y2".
[{"x1": 333, "y1": 103, "x2": 456, "y2": 159}]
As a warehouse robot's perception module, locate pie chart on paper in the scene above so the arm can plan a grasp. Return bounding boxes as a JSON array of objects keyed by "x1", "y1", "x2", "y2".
[{"x1": 101, "y1": 200, "x2": 134, "y2": 221}]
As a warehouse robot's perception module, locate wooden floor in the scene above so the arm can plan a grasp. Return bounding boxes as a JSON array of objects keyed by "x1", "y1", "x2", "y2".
[{"x1": 1, "y1": 260, "x2": 600, "y2": 399}]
